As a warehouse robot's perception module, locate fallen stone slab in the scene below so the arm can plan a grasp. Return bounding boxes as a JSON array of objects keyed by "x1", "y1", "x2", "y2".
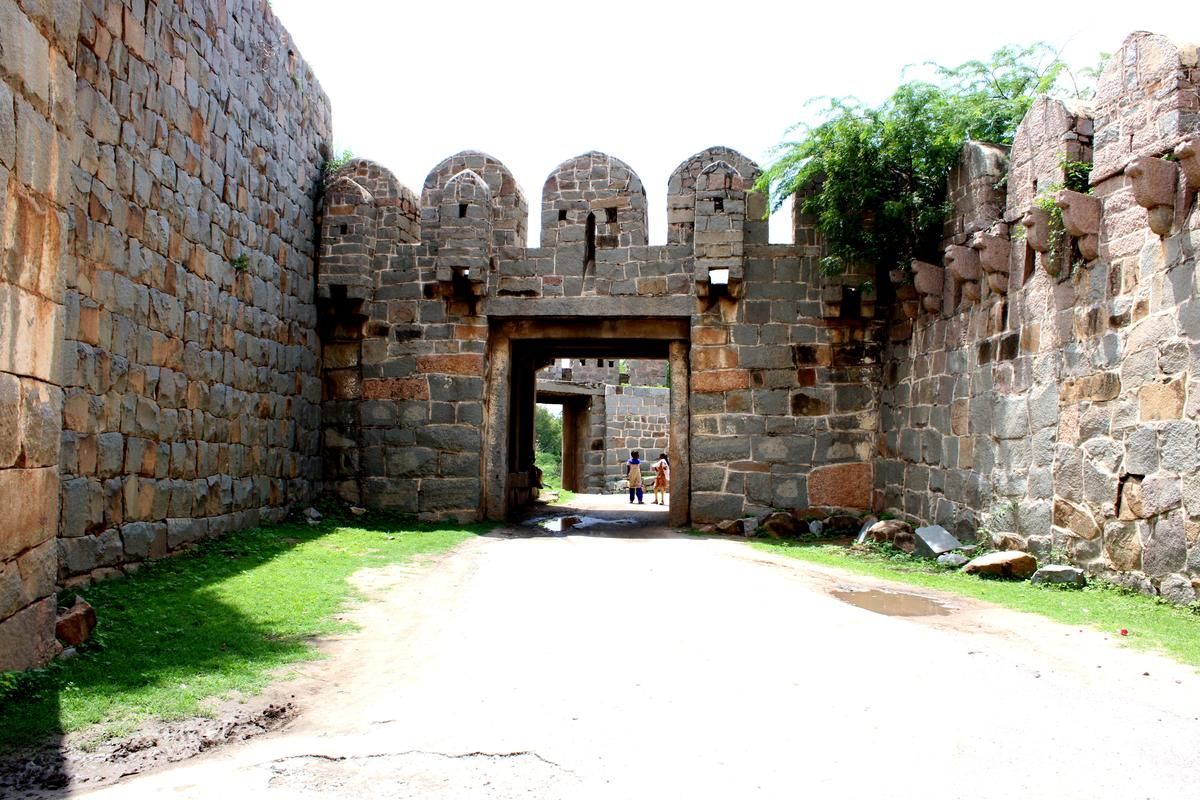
[
  {"x1": 962, "y1": 551, "x2": 1038, "y2": 579},
  {"x1": 913, "y1": 525, "x2": 963, "y2": 558},
  {"x1": 1031, "y1": 565, "x2": 1087, "y2": 588},
  {"x1": 937, "y1": 552, "x2": 969, "y2": 568},
  {"x1": 56, "y1": 597, "x2": 97, "y2": 647}
]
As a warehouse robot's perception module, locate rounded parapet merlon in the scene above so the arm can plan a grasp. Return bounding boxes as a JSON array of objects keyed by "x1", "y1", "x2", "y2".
[
  {"x1": 422, "y1": 151, "x2": 527, "y2": 249},
  {"x1": 1053, "y1": 189, "x2": 1100, "y2": 261},
  {"x1": 436, "y1": 170, "x2": 494, "y2": 296},
  {"x1": 541, "y1": 151, "x2": 648, "y2": 251},
  {"x1": 1125, "y1": 155, "x2": 1179, "y2": 236},
  {"x1": 1093, "y1": 32, "x2": 1200, "y2": 183},
  {"x1": 693, "y1": 160, "x2": 748, "y2": 299},
  {"x1": 667, "y1": 146, "x2": 765, "y2": 245}
]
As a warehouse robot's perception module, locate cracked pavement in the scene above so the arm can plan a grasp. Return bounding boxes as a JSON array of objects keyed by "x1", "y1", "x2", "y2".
[{"x1": 67, "y1": 495, "x2": 1200, "y2": 799}]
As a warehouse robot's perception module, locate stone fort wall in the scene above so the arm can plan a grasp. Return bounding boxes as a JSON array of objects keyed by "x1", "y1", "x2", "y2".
[
  {"x1": 0, "y1": 0, "x2": 330, "y2": 670},
  {"x1": 315, "y1": 145, "x2": 882, "y2": 525},
  {"x1": 4, "y1": 11, "x2": 1200, "y2": 672},
  {"x1": 878, "y1": 33, "x2": 1200, "y2": 603}
]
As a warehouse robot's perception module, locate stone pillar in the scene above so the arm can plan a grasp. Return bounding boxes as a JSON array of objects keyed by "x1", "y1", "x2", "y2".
[
  {"x1": 668, "y1": 340, "x2": 690, "y2": 526},
  {"x1": 483, "y1": 333, "x2": 511, "y2": 521}
]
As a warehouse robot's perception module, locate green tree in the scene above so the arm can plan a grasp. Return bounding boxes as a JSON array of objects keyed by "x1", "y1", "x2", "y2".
[
  {"x1": 756, "y1": 43, "x2": 1084, "y2": 276},
  {"x1": 534, "y1": 405, "x2": 562, "y2": 458}
]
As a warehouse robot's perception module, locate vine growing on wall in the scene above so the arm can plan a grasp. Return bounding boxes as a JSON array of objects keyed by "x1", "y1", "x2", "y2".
[
  {"x1": 1031, "y1": 154, "x2": 1094, "y2": 273},
  {"x1": 757, "y1": 43, "x2": 1097, "y2": 276}
]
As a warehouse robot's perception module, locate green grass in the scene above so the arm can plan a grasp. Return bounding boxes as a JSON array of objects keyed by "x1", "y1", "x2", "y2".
[
  {"x1": 0, "y1": 514, "x2": 488, "y2": 751},
  {"x1": 754, "y1": 540, "x2": 1200, "y2": 669}
]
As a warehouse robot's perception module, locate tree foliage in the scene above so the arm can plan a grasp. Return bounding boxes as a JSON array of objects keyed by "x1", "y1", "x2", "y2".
[
  {"x1": 757, "y1": 43, "x2": 1087, "y2": 274},
  {"x1": 534, "y1": 405, "x2": 562, "y2": 458}
]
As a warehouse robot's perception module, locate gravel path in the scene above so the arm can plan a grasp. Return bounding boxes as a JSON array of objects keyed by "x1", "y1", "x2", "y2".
[{"x1": 65, "y1": 495, "x2": 1200, "y2": 799}]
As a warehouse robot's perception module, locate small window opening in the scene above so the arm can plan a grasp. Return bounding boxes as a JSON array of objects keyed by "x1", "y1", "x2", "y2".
[
  {"x1": 1023, "y1": 243, "x2": 1036, "y2": 283},
  {"x1": 840, "y1": 286, "x2": 862, "y2": 319},
  {"x1": 605, "y1": 207, "x2": 617, "y2": 224},
  {"x1": 558, "y1": 209, "x2": 568, "y2": 222},
  {"x1": 585, "y1": 212, "x2": 596, "y2": 266},
  {"x1": 714, "y1": 197, "x2": 724, "y2": 212},
  {"x1": 339, "y1": 224, "x2": 347, "y2": 235},
  {"x1": 709, "y1": 268, "x2": 730, "y2": 286},
  {"x1": 458, "y1": 203, "x2": 468, "y2": 218}
]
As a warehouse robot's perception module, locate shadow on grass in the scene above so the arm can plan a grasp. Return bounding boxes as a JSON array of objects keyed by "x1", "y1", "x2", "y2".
[{"x1": 0, "y1": 512, "x2": 488, "y2": 761}]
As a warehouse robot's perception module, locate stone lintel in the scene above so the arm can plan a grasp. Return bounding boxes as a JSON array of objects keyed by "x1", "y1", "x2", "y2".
[{"x1": 483, "y1": 296, "x2": 695, "y2": 318}]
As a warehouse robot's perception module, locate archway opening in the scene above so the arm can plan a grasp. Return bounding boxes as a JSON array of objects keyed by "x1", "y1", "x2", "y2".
[{"x1": 483, "y1": 318, "x2": 689, "y2": 526}]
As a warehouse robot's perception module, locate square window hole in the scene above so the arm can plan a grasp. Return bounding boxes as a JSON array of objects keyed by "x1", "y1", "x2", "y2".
[{"x1": 558, "y1": 209, "x2": 568, "y2": 221}]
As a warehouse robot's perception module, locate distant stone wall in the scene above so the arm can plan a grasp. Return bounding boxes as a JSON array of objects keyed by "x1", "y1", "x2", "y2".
[
  {"x1": 603, "y1": 385, "x2": 669, "y2": 490},
  {"x1": 877, "y1": 33, "x2": 1200, "y2": 604}
]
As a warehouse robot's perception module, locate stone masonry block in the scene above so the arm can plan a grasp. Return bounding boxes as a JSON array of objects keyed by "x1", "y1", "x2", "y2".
[
  {"x1": 0, "y1": 372, "x2": 20, "y2": 468},
  {"x1": 0, "y1": 0, "x2": 50, "y2": 108},
  {"x1": 0, "y1": 466, "x2": 56, "y2": 561}
]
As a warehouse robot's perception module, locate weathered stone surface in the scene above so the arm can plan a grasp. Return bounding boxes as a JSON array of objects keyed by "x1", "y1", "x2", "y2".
[
  {"x1": 1143, "y1": 513, "x2": 1187, "y2": 576},
  {"x1": 0, "y1": 596, "x2": 58, "y2": 671},
  {"x1": 1031, "y1": 565, "x2": 1086, "y2": 588},
  {"x1": 1158, "y1": 574, "x2": 1197, "y2": 605},
  {"x1": 913, "y1": 525, "x2": 963, "y2": 558},
  {"x1": 715, "y1": 519, "x2": 744, "y2": 536},
  {"x1": 761, "y1": 511, "x2": 801, "y2": 538},
  {"x1": 55, "y1": 596, "x2": 97, "y2": 646},
  {"x1": 962, "y1": 551, "x2": 1038, "y2": 579},
  {"x1": 938, "y1": 552, "x2": 969, "y2": 568},
  {"x1": 807, "y1": 463, "x2": 870, "y2": 509}
]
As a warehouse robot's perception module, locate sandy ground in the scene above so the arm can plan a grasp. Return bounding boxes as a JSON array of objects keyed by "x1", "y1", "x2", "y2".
[{"x1": 50, "y1": 494, "x2": 1200, "y2": 799}]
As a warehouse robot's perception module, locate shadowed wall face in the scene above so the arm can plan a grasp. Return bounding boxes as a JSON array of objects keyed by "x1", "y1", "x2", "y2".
[{"x1": 0, "y1": 0, "x2": 332, "y2": 669}]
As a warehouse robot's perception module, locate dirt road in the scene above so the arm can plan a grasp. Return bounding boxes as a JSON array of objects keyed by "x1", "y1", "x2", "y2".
[{"x1": 66, "y1": 495, "x2": 1200, "y2": 798}]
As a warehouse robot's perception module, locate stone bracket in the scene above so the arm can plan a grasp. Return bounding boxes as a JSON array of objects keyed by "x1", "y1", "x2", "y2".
[
  {"x1": 1053, "y1": 189, "x2": 1100, "y2": 261},
  {"x1": 1126, "y1": 155, "x2": 1178, "y2": 236}
]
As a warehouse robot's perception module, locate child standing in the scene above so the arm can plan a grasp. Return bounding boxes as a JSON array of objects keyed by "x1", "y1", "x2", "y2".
[
  {"x1": 625, "y1": 451, "x2": 644, "y2": 504},
  {"x1": 652, "y1": 453, "x2": 670, "y2": 505}
]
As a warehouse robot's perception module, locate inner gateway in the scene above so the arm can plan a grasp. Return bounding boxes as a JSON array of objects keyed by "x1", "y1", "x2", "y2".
[{"x1": 485, "y1": 318, "x2": 690, "y2": 526}]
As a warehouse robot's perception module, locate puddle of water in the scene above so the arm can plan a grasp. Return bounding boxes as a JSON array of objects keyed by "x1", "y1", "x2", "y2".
[
  {"x1": 526, "y1": 515, "x2": 640, "y2": 532},
  {"x1": 830, "y1": 589, "x2": 951, "y2": 617}
]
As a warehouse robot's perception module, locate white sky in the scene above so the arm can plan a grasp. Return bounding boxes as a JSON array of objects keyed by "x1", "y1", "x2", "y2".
[{"x1": 270, "y1": 0, "x2": 1197, "y2": 246}]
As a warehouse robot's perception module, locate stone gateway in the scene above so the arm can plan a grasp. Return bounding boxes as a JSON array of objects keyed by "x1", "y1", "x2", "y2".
[{"x1": 0, "y1": 4, "x2": 1198, "y2": 670}]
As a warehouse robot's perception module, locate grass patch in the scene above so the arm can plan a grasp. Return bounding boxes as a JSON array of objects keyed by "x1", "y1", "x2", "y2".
[
  {"x1": 754, "y1": 540, "x2": 1200, "y2": 669},
  {"x1": 0, "y1": 513, "x2": 489, "y2": 751}
]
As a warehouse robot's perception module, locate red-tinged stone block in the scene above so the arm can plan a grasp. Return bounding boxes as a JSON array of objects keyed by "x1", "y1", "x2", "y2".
[
  {"x1": 415, "y1": 354, "x2": 484, "y2": 376},
  {"x1": 807, "y1": 462, "x2": 871, "y2": 510},
  {"x1": 362, "y1": 377, "x2": 429, "y2": 401},
  {"x1": 692, "y1": 369, "x2": 749, "y2": 393}
]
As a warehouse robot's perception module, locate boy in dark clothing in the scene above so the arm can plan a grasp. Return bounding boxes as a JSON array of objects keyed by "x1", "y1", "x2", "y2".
[{"x1": 625, "y1": 451, "x2": 644, "y2": 504}]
